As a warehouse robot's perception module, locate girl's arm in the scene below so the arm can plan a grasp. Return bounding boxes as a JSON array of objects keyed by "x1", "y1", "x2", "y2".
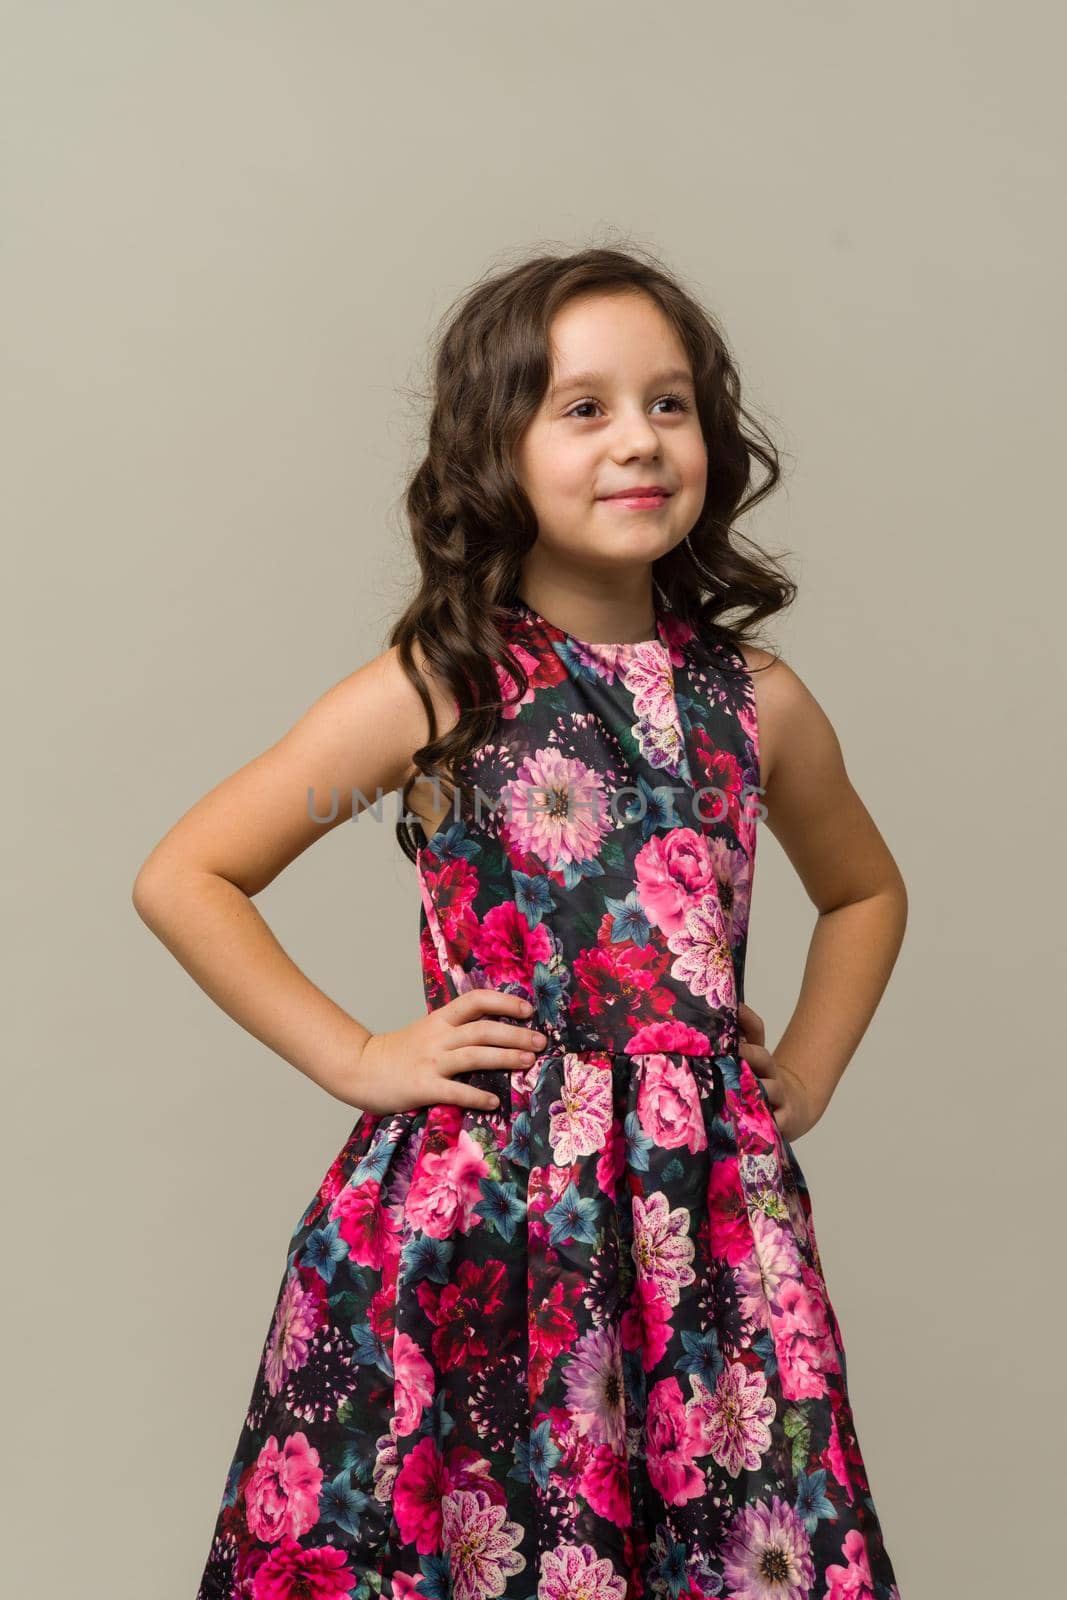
[
  {"x1": 132, "y1": 641, "x2": 457, "y2": 1104},
  {"x1": 744, "y1": 646, "x2": 909, "y2": 1132}
]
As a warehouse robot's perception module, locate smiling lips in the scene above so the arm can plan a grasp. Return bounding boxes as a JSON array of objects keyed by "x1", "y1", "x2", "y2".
[{"x1": 601, "y1": 485, "x2": 673, "y2": 507}]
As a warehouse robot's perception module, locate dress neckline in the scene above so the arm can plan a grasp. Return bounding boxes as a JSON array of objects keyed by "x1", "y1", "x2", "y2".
[{"x1": 511, "y1": 593, "x2": 671, "y2": 653}]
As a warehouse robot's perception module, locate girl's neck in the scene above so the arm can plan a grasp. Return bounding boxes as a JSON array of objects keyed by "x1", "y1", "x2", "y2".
[{"x1": 515, "y1": 575, "x2": 660, "y2": 647}]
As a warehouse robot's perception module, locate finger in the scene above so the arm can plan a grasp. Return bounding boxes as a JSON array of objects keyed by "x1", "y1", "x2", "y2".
[
  {"x1": 746, "y1": 1064, "x2": 789, "y2": 1129},
  {"x1": 737, "y1": 1001, "x2": 765, "y2": 1044},
  {"x1": 739, "y1": 1040, "x2": 775, "y2": 1073},
  {"x1": 762, "y1": 1076, "x2": 785, "y2": 1113},
  {"x1": 437, "y1": 1080, "x2": 503, "y2": 1112},
  {"x1": 450, "y1": 1019, "x2": 546, "y2": 1052},
  {"x1": 442, "y1": 1045, "x2": 539, "y2": 1073},
  {"x1": 742, "y1": 1055, "x2": 784, "y2": 1111},
  {"x1": 449, "y1": 988, "x2": 534, "y2": 1023}
]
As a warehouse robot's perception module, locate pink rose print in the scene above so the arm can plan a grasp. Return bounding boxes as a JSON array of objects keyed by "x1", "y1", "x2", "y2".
[{"x1": 245, "y1": 1432, "x2": 323, "y2": 1543}]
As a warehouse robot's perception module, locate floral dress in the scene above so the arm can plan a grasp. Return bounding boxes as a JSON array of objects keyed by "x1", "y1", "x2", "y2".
[{"x1": 195, "y1": 595, "x2": 902, "y2": 1600}]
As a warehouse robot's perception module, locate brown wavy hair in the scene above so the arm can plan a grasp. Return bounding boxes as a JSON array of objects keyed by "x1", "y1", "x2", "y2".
[{"x1": 388, "y1": 241, "x2": 796, "y2": 864}]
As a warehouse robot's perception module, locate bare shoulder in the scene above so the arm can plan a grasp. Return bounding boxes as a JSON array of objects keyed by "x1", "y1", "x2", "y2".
[
  {"x1": 379, "y1": 637, "x2": 463, "y2": 834},
  {"x1": 735, "y1": 641, "x2": 816, "y2": 794},
  {"x1": 736, "y1": 641, "x2": 853, "y2": 810},
  {"x1": 283, "y1": 640, "x2": 446, "y2": 790},
  {"x1": 133, "y1": 640, "x2": 461, "y2": 900},
  {"x1": 344, "y1": 638, "x2": 455, "y2": 745},
  {"x1": 735, "y1": 642, "x2": 905, "y2": 907},
  {"x1": 322, "y1": 638, "x2": 461, "y2": 798}
]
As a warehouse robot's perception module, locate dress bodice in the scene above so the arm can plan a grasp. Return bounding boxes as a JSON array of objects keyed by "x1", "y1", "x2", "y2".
[{"x1": 415, "y1": 596, "x2": 762, "y2": 1059}]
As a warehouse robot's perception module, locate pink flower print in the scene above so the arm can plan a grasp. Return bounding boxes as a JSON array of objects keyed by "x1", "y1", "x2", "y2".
[
  {"x1": 595, "y1": 1117, "x2": 626, "y2": 1201},
  {"x1": 547, "y1": 1053, "x2": 614, "y2": 1164},
  {"x1": 529, "y1": 1276, "x2": 580, "y2": 1403},
  {"x1": 631, "y1": 1188, "x2": 697, "y2": 1307},
  {"x1": 704, "y1": 831, "x2": 750, "y2": 941},
  {"x1": 496, "y1": 629, "x2": 569, "y2": 711},
  {"x1": 563, "y1": 1323, "x2": 627, "y2": 1451},
  {"x1": 332, "y1": 1178, "x2": 395, "y2": 1271},
  {"x1": 624, "y1": 1018, "x2": 714, "y2": 1056},
  {"x1": 245, "y1": 1431, "x2": 324, "y2": 1543},
  {"x1": 389, "y1": 1574, "x2": 426, "y2": 1600},
  {"x1": 249, "y1": 1536, "x2": 356, "y2": 1599},
  {"x1": 745, "y1": 1205, "x2": 800, "y2": 1311},
  {"x1": 392, "y1": 1330, "x2": 435, "y2": 1438},
  {"x1": 393, "y1": 1434, "x2": 448, "y2": 1554},
  {"x1": 825, "y1": 1527, "x2": 877, "y2": 1600},
  {"x1": 537, "y1": 1541, "x2": 628, "y2": 1600},
  {"x1": 774, "y1": 1268, "x2": 842, "y2": 1400},
  {"x1": 706, "y1": 1156, "x2": 754, "y2": 1269},
  {"x1": 501, "y1": 747, "x2": 611, "y2": 868},
  {"x1": 570, "y1": 939, "x2": 672, "y2": 1029},
  {"x1": 720, "y1": 1495, "x2": 816, "y2": 1600},
  {"x1": 620, "y1": 1273, "x2": 673, "y2": 1371},
  {"x1": 368, "y1": 1277, "x2": 398, "y2": 1356},
  {"x1": 623, "y1": 648, "x2": 679, "y2": 729},
  {"x1": 659, "y1": 609, "x2": 698, "y2": 660},
  {"x1": 264, "y1": 1273, "x2": 321, "y2": 1397},
  {"x1": 645, "y1": 1376, "x2": 711, "y2": 1506},
  {"x1": 471, "y1": 898, "x2": 554, "y2": 988},
  {"x1": 782, "y1": 1179, "x2": 813, "y2": 1261},
  {"x1": 826, "y1": 1406, "x2": 855, "y2": 1497},
  {"x1": 440, "y1": 1486, "x2": 527, "y2": 1600},
  {"x1": 636, "y1": 1054, "x2": 708, "y2": 1153},
  {"x1": 634, "y1": 828, "x2": 716, "y2": 936},
  {"x1": 667, "y1": 896, "x2": 737, "y2": 1009},
  {"x1": 691, "y1": 1360, "x2": 776, "y2": 1476},
  {"x1": 731, "y1": 1242, "x2": 774, "y2": 1338},
  {"x1": 546, "y1": 1401, "x2": 599, "y2": 1487},
  {"x1": 580, "y1": 1442, "x2": 632, "y2": 1526},
  {"x1": 690, "y1": 734, "x2": 744, "y2": 829},
  {"x1": 732, "y1": 1064, "x2": 782, "y2": 1161},
  {"x1": 494, "y1": 645, "x2": 541, "y2": 719},
  {"x1": 573, "y1": 640, "x2": 642, "y2": 682},
  {"x1": 405, "y1": 1126, "x2": 490, "y2": 1240},
  {"x1": 824, "y1": 1389, "x2": 873, "y2": 1500},
  {"x1": 419, "y1": 856, "x2": 479, "y2": 966}
]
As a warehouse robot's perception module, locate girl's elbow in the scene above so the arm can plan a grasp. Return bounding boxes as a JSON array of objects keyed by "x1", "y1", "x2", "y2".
[
  {"x1": 888, "y1": 870, "x2": 909, "y2": 935},
  {"x1": 132, "y1": 855, "x2": 181, "y2": 925},
  {"x1": 132, "y1": 862, "x2": 164, "y2": 924}
]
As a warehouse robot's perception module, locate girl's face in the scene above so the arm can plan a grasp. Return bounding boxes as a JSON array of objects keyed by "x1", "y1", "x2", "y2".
[{"x1": 515, "y1": 289, "x2": 708, "y2": 581}]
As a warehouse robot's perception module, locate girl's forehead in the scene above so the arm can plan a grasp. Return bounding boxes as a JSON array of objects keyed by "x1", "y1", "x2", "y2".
[{"x1": 546, "y1": 296, "x2": 690, "y2": 372}]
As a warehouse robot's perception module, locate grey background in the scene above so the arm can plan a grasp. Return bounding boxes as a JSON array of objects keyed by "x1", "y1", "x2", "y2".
[{"x1": 5, "y1": 3, "x2": 1063, "y2": 1594}]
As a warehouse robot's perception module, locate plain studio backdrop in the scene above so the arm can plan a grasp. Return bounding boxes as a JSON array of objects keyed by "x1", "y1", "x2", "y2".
[{"x1": 4, "y1": 3, "x2": 1063, "y2": 1595}]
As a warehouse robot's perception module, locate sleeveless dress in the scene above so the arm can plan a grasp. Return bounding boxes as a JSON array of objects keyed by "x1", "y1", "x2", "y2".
[{"x1": 196, "y1": 595, "x2": 902, "y2": 1600}]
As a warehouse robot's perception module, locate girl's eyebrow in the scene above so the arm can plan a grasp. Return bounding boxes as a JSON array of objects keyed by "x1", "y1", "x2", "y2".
[{"x1": 550, "y1": 365, "x2": 695, "y2": 397}]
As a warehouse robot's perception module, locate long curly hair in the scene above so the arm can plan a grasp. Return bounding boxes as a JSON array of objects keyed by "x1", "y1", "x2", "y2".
[{"x1": 388, "y1": 242, "x2": 796, "y2": 863}]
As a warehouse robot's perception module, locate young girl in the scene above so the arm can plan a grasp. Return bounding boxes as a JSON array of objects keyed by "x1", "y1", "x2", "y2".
[{"x1": 135, "y1": 246, "x2": 906, "y2": 1600}]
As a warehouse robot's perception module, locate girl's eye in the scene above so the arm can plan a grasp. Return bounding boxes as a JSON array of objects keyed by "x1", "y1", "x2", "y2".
[
  {"x1": 654, "y1": 391, "x2": 691, "y2": 414},
  {"x1": 565, "y1": 391, "x2": 691, "y2": 420}
]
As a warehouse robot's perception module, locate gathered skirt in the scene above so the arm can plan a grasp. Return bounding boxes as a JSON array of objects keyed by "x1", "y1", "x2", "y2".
[{"x1": 195, "y1": 1048, "x2": 901, "y2": 1599}]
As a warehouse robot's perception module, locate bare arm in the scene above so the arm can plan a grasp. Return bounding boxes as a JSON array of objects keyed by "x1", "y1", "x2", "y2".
[
  {"x1": 743, "y1": 646, "x2": 908, "y2": 1130},
  {"x1": 131, "y1": 642, "x2": 456, "y2": 1102}
]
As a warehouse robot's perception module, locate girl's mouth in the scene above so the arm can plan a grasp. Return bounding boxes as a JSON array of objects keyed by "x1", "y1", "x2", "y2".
[{"x1": 600, "y1": 491, "x2": 672, "y2": 510}]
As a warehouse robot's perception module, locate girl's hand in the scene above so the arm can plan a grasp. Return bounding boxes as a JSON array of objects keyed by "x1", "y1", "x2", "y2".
[
  {"x1": 737, "y1": 1000, "x2": 818, "y2": 1143},
  {"x1": 339, "y1": 989, "x2": 546, "y2": 1115}
]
